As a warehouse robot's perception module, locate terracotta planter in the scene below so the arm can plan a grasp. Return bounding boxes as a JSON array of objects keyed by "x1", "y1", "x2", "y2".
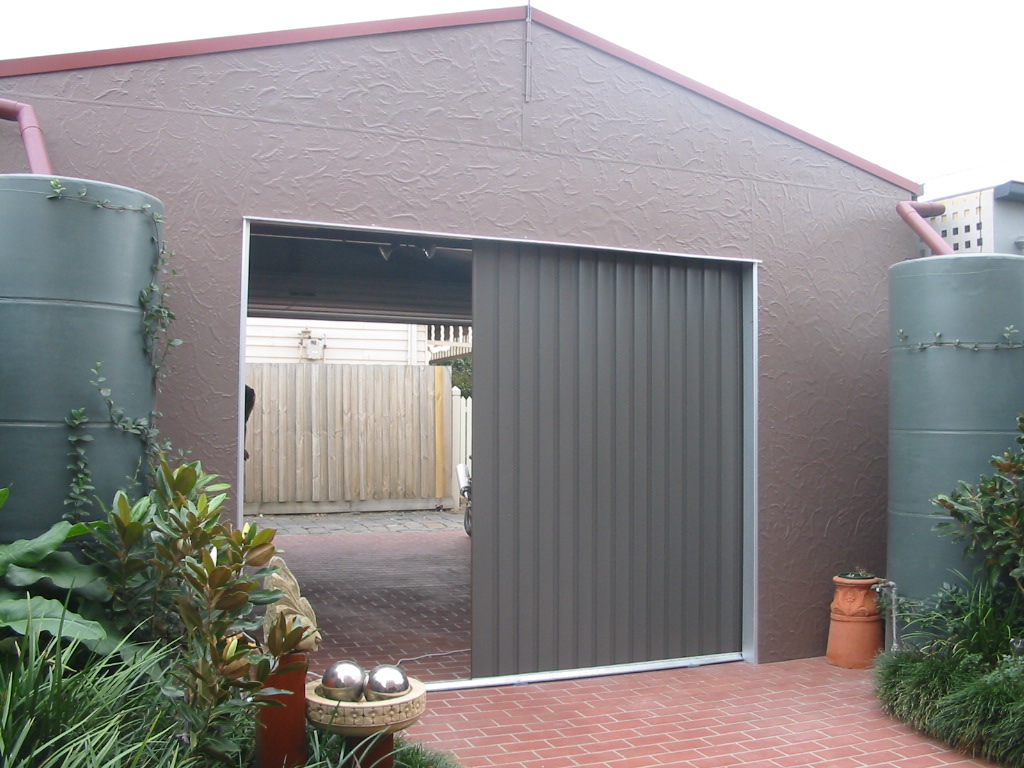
[
  {"x1": 256, "y1": 653, "x2": 309, "y2": 768},
  {"x1": 825, "y1": 575, "x2": 883, "y2": 668}
]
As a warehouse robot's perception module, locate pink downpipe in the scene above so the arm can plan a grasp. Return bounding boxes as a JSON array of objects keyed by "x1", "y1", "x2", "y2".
[
  {"x1": 0, "y1": 98, "x2": 54, "y2": 175},
  {"x1": 897, "y1": 200, "x2": 953, "y2": 256}
]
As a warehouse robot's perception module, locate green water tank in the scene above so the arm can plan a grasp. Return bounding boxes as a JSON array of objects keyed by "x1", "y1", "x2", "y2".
[
  {"x1": 888, "y1": 253, "x2": 1024, "y2": 601},
  {"x1": 0, "y1": 175, "x2": 161, "y2": 544}
]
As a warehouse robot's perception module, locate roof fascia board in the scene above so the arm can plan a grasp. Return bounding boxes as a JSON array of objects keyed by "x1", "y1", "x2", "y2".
[
  {"x1": 0, "y1": 7, "x2": 527, "y2": 78},
  {"x1": 530, "y1": 9, "x2": 920, "y2": 195}
]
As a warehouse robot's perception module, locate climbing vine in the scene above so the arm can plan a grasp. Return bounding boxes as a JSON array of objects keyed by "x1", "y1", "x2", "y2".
[
  {"x1": 45, "y1": 178, "x2": 182, "y2": 512},
  {"x1": 894, "y1": 325, "x2": 1024, "y2": 352},
  {"x1": 64, "y1": 407, "x2": 95, "y2": 522}
]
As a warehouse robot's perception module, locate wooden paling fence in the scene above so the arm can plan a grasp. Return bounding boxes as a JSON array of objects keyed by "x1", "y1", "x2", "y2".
[{"x1": 244, "y1": 363, "x2": 469, "y2": 509}]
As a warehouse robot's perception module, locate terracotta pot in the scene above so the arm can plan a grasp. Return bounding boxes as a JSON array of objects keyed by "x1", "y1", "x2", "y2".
[
  {"x1": 256, "y1": 653, "x2": 309, "y2": 768},
  {"x1": 825, "y1": 576, "x2": 883, "y2": 669}
]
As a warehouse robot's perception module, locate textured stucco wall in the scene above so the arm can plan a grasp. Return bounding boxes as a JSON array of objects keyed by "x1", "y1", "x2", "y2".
[{"x1": 0, "y1": 18, "x2": 917, "y2": 661}]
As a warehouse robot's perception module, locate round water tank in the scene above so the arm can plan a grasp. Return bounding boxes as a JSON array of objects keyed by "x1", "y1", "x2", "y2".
[
  {"x1": 0, "y1": 175, "x2": 161, "y2": 543},
  {"x1": 889, "y1": 254, "x2": 1024, "y2": 601}
]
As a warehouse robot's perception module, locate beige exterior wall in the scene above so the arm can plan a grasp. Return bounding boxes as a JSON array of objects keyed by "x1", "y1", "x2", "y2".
[{"x1": 0, "y1": 15, "x2": 919, "y2": 661}]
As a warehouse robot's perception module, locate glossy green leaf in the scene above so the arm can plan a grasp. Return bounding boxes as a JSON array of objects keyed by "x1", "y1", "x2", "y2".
[
  {"x1": 5, "y1": 552, "x2": 109, "y2": 601},
  {"x1": 0, "y1": 521, "x2": 72, "y2": 573},
  {"x1": 0, "y1": 594, "x2": 106, "y2": 640}
]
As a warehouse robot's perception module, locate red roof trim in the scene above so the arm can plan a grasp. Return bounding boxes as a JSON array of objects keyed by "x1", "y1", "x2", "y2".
[
  {"x1": 0, "y1": 4, "x2": 919, "y2": 194},
  {"x1": 0, "y1": 7, "x2": 527, "y2": 78}
]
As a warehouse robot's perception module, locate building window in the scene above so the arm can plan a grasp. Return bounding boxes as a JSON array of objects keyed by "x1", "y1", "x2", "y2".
[
  {"x1": 953, "y1": 243, "x2": 960, "y2": 251},
  {"x1": 977, "y1": 221, "x2": 983, "y2": 230},
  {"x1": 965, "y1": 224, "x2": 971, "y2": 233},
  {"x1": 978, "y1": 237, "x2": 983, "y2": 246},
  {"x1": 941, "y1": 229, "x2": 948, "y2": 237},
  {"x1": 952, "y1": 227, "x2": 959, "y2": 235}
]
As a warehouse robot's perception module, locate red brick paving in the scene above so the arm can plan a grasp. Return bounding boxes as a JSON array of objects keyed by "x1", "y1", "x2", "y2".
[
  {"x1": 275, "y1": 531, "x2": 470, "y2": 682},
  {"x1": 407, "y1": 660, "x2": 998, "y2": 767},
  {"x1": 278, "y1": 530, "x2": 996, "y2": 767}
]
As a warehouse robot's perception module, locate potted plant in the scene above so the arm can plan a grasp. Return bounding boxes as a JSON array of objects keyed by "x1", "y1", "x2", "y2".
[{"x1": 826, "y1": 567, "x2": 884, "y2": 668}]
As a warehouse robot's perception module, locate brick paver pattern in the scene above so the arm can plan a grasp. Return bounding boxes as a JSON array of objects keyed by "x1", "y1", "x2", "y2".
[{"x1": 255, "y1": 513, "x2": 996, "y2": 768}]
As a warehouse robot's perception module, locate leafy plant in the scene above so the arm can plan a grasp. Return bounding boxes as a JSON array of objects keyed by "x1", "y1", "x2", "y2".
[
  {"x1": 0, "y1": 488, "x2": 110, "y2": 645},
  {"x1": 928, "y1": 656, "x2": 1024, "y2": 763},
  {"x1": 875, "y1": 651, "x2": 1024, "y2": 766},
  {"x1": 447, "y1": 356, "x2": 472, "y2": 399},
  {"x1": 84, "y1": 456, "x2": 306, "y2": 765},
  {"x1": 876, "y1": 413, "x2": 1024, "y2": 764},
  {"x1": 306, "y1": 731, "x2": 463, "y2": 768},
  {"x1": 933, "y1": 413, "x2": 1024, "y2": 596},
  {"x1": 0, "y1": 627, "x2": 197, "y2": 768},
  {"x1": 49, "y1": 174, "x2": 181, "y2": 514},
  {"x1": 900, "y1": 576, "x2": 1024, "y2": 666},
  {"x1": 875, "y1": 650, "x2": 986, "y2": 730}
]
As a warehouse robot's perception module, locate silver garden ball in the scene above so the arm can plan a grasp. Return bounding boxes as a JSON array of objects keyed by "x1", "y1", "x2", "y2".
[
  {"x1": 364, "y1": 664, "x2": 410, "y2": 701},
  {"x1": 321, "y1": 660, "x2": 367, "y2": 701}
]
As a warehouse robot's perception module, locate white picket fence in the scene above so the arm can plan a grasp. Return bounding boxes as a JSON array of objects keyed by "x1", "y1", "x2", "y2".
[
  {"x1": 244, "y1": 362, "x2": 472, "y2": 509},
  {"x1": 451, "y1": 386, "x2": 472, "y2": 476}
]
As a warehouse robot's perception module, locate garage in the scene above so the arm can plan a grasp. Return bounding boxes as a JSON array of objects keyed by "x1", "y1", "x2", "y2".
[{"x1": 1, "y1": 6, "x2": 917, "y2": 665}]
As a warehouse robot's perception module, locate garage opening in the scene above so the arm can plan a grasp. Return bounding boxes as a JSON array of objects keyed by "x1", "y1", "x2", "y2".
[
  {"x1": 244, "y1": 218, "x2": 754, "y2": 684},
  {"x1": 243, "y1": 220, "x2": 475, "y2": 682}
]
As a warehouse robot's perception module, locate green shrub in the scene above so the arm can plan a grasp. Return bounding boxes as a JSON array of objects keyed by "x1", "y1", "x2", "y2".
[
  {"x1": 901, "y1": 577, "x2": 1024, "y2": 666},
  {"x1": 306, "y1": 730, "x2": 463, "y2": 768},
  {"x1": 985, "y1": 686, "x2": 1024, "y2": 768},
  {"x1": 4, "y1": 453, "x2": 308, "y2": 767},
  {"x1": 391, "y1": 736, "x2": 464, "y2": 768},
  {"x1": 927, "y1": 657, "x2": 1024, "y2": 764},
  {"x1": 933, "y1": 413, "x2": 1024, "y2": 597},
  {"x1": 875, "y1": 650, "x2": 986, "y2": 729},
  {"x1": 0, "y1": 628, "x2": 197, "y2": 768},
  {"x1": 83, "y1": 456, "x2": 304, "y2": 765}
]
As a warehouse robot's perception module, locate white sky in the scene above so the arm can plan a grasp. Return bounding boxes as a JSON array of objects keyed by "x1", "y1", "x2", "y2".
[{"x1": 4, "y1": 0, "x2": 1022, "y2": 198}]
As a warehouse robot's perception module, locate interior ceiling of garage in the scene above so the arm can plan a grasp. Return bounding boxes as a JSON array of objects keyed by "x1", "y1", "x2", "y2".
[{"x1": 247, "y1": 221, "x2": 473, "y2": 325}]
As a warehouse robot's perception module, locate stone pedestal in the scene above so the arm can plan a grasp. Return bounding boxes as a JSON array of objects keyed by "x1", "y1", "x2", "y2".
[{"x1": 305, "y1": 678, "x2": 427, "y2": 768}]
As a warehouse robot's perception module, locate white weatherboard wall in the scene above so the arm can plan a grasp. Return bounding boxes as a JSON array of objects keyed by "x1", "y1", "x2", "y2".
[{"x1": 245, "y1": 318, "x2": 427, "y2": 365}]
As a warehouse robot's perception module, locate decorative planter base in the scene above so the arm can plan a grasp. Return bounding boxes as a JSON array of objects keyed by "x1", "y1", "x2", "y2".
[
  {"x1": 305, "y1": 678, "x2": 426, "y2": 737},
  {"x1": 306, "y1": 678, "x2": 427, "y2": 768}
]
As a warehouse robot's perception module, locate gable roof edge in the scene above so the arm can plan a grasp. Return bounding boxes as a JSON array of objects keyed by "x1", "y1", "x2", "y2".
[
  {"x1": 0, "y1": 5, "x2": 920, "y2": 195},
  {"x1": 0, "y1": 7, "x2": 527, "y2": 78},
  {"x1": 531, "y1": 9, "x2": 920, "y2": 195}
]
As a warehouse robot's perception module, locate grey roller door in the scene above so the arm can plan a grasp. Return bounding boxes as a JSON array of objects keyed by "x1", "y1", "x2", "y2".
[{"x1": 471, "y1": 240, "x2": 745, "y2": 677}]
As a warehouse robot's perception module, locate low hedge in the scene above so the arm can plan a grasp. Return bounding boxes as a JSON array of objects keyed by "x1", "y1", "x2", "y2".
[{"x1": 876, "y1": 651, "x2": 1024, "y2": 767}]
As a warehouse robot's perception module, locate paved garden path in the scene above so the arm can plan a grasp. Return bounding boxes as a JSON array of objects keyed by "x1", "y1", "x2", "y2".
[{"x1": 247, "y1": 509, "x2": 995, "y2": 767}]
